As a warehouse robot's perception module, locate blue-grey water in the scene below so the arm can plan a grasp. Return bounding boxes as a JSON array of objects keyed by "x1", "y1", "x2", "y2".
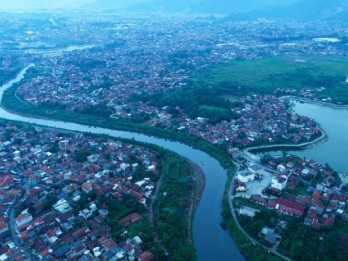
[{"x1": 291, "y1": 101, "x2": 348, "y2": 174}]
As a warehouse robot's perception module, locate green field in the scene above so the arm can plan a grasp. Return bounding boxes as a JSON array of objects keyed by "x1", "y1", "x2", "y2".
[{"x1": 195, "y1": 55, "x2": 348, "y2": 103}]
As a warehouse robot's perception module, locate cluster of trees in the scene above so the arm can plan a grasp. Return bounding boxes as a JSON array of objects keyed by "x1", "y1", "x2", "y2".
[
  {"x1": 279, "y1": 219, "x2": 348, "y2": 260},
  {"x1": 80, "y1": 104, "x2": 113, "y2": 117},
  {"x1": 222, "y1": 198, "x2": 282, "y2": 261},
  {"x1": 233, "y1": 196, "x2": 348, "y2": 261},
  {"x1": 101, "y1": 194, "x2": 146, "y2": 239},
  {"x1": 0, "y1": 57, "x2": 22, "y2": 85},
  {"x1": 74, "y1": 150, "x2": 93, "y2": 162},
  {"x1": 0, "y1": 69, "x2": 19, "y2": 86},
  {"x1": 154, "y1": 155, "x2": 197, "y2": 261},
  {"x1": 240, "y1": 211, "x2": 277, "y2": 243},
  {"x1": 131, "y1": 84, "x2": 241, "y2": 124}
]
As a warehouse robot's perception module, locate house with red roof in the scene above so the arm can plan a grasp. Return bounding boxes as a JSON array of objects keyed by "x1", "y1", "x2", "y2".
[
  {"x1": 268, "y1": 198, "x2": 305, "y2": 217},
  {"x1": 139, "y1": 251, "x2": 153, "y2": 261},
  {"x1": 119, "y1": 213, "x2": 142, "y2": 227},
  {"x1": 15, "y1": 212, "x2": 33, "y2": 228},
  {"x1": 0, "y1": 174, "x2": 14, "y2": 190},
  {"x1": 82, "y1": 182, "x2": 92, "y2": 193},
  {"x1": 0, "y1": 217, "x2": 9, "y2": 236}
]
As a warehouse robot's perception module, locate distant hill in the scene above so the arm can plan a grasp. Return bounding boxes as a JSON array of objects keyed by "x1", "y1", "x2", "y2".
[
  {"x1": 83, "y1": 0, "x2": 296, "y2": 14},
  {"x1": 230, "y1": 0, "x2": 348, "y2": 22},
  {"x1": 126, "y1": 0, "x2": 296, "y2": 14},
  {"x1": 82, "y1": 0, "x2": 150, "y2": 11},
  {"x1": 82, "y1": 0, "x2": 348, "y2": 24}
]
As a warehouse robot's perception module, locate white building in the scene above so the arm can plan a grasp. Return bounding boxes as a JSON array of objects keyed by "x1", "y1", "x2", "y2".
[
  {"x1": 238, "y1": 206, "x2": 260, "y2": 217},
  {"x1": 237, "y1": 170, "x2": 255, "y2": 183},
  {"x1": 53, "y1": 198, "x2": 72, "y2": 214},
  {"x1": 79, "y1": 209, "x2": 93, "y2": 219},
  {"x1": 271, "y1": 175, "x2": 288, "y2": 191},
  {"x1": 277, "y1": 164, "x2": 286, "y2": 172}
]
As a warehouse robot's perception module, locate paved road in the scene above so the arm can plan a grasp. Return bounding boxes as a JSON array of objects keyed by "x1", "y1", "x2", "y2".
[
  {"x1": 243, "y1": 151, "x2": 281, "y2": 175},
  {"x1": 7, "y1": 176, "x2": 35, "y2": 260},
  {"x1": 228, "y1": 162, "x2": 293, "y2": 261}
]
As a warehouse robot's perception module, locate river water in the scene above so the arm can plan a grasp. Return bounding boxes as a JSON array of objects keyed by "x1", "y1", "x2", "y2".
[
  {"x1": 0, "y1": 67, "x2": 245, "y2": 260},
  {"x1": 292, "y1": 101, "x2": 348, "y2": 174}
]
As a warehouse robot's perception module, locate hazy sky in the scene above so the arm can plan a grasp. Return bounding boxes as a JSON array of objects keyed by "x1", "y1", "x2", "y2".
[{"x1": 0, "y1": 0, "x2": 95, "y2": 11}]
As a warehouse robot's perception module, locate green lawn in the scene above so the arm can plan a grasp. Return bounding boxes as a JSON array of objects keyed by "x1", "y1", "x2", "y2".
[
  {"x1": 220, "y1": 94, "x2": 240, "y2": 103},
  {"x1": 199, "y1": 105, "x2": 227, "y2": 113},
  {"x1": 285, "y1": 183, "x2": 309, "y2": 196},
  {"x1": 195, "y1": 55, "x2": 348, "y2": 103}
]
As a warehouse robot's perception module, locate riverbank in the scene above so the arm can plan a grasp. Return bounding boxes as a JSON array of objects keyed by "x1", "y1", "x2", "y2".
[
  {"x1": 281, "y1": 95, "x2": 348, "y2": 110},
  {"x1": 6, "y1": 65, "x2": 340, "y2": 261},
  {"x1": 191, "y1": 162, "x2": 205, "y2": 212},
  {"x1": 2, "y1": 81, "x2": 234, "y2": 170},
  {"x1": 246, "y1": 127, "x2": 328, "y2": 154},
  {"x1": 245, "y1": 96, "x2": 330, "y2": 154},
  {"x1": 189, "y1": 160, "x2": 205, "y2": 221},
  {"x1": 189, "y1": 161, "x2": 206, "y2": 242},
  {"x1": 0, "y1": 67, "x2": 245, "y2": 260},
  {"x1": 1, "y1": 65, "x2": 327, "y2": 261}
]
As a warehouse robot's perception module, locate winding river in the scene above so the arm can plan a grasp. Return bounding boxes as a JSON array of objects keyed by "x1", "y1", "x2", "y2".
[
  {"x1": 4, "y1": 66, "x2": 346, "y2": 260},
  {"x1": 0, "y1": 67, "x2": 245, "y2": 260}
]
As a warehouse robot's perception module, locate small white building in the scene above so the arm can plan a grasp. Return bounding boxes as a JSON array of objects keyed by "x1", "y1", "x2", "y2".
[
  {"x1": 271, "y1": 175, "x2": 288, "y2": 191},
  {"x1": 301, "y1": 168, "x2": 310, "y2": 176},
  {"x1": 79, "y1": 209, "x2": 93, "y2": 219},
  {"x1": 237, "y1": 170, "x2": 255, "y2": 183},
  {"x1": 277, "y1": 164, "x2": 286, "y2": 172},
  {"x1": 53, "y1": 198, "x2": 72, "y2": 214},
  {"x1": 238, "y1": 206, "x2": 260, "y2": 217}
]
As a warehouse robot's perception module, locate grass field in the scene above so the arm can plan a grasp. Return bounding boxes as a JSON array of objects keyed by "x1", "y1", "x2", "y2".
[
  {"x1": 199, "y1": 105, "x2": 227, "y2": 113},
  {"x1": 195, "y1": 55, "x2": 348, "y2": 103}
]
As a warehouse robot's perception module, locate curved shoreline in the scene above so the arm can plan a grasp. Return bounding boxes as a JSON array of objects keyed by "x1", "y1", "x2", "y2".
[
  {"x1": 246, "y1": 128, "x2": 328, "y2": 154},
  {"x1": 245, "y1": 96, "x2": 332, "y2": 154},
  {"x1": 281, "y1": 95, "x2": 348, "y2": 110},
  {"x1": 188, "y1": 161, "x2": 206, "y2": 243}
]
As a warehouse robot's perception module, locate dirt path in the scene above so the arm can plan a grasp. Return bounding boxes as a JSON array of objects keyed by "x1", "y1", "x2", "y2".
[{"x1": 149, "y1": 162, "x2": 168, "y2": 256}]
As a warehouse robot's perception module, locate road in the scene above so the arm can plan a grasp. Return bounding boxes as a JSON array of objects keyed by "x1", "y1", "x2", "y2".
[
  {"x1": 228, "y1": 162, "x2": 293, "y2": 261},
  {"x1": 243, "y1": 151, "x2": 281, "y2": 175},
  {"x1": 7, "y1": 176, "x2": 35, "y2": 260}
]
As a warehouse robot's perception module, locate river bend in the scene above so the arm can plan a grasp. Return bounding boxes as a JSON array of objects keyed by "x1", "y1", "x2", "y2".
[{"x1": 0, "y1": 67, "x2": 244, "y2": 260}]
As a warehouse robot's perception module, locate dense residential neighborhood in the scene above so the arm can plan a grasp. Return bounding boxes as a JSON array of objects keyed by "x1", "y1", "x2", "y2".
[
  {"x1": 0, "y1": 121, "x2": 160, "y2": 260},
  {"x1": 2, "y1": 14, "x2": 338, "y2": 155},
  {"x1": 0, "y1": 10, "x2": 348, "y2": 261},
  {"x1": 233, "y1": 152, "x2": 348, "y2": 256}
]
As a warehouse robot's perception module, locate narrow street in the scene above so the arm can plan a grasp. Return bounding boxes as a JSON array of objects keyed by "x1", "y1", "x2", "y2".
[
  {"x1": 7, "y1": 176, "x2": 34, "y2": 260},
  {"x1": 149, "y1": 163, "x2": 168, "y2": 257}
]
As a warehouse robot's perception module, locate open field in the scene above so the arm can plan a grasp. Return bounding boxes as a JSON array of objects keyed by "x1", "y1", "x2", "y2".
[{"x1": 195, "y1": 55, "x2": 348, "y2": 103}]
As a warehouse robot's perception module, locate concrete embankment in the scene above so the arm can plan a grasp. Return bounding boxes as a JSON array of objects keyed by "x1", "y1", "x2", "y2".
[{"x1": 246, "y1": 128, "x2": 328, "y2": 154}]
